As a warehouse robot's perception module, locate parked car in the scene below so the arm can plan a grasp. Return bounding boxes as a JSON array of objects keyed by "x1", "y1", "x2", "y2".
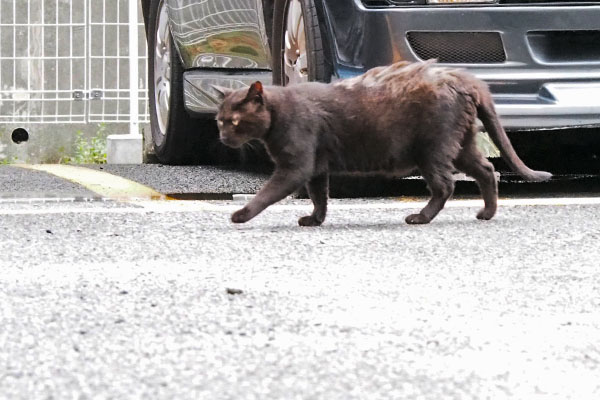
[{"x1": 140, "y1": 0, "x2": 600, "y2": 165}]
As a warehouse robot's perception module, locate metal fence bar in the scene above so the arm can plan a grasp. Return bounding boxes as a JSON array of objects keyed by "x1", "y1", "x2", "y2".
[
  {"x1": 23, "y1": 0, "x2": 31, "y2": 122},
  {"x1": 55, "y1": 0, "x2": 59, "y2": 121},
  {"x1": 117, "y1": 0, "x2": 121, "y2": 122},
  {"x1": 128, "y1": 0, "x2": 139, "y2": 135},
  {"x1": 0, "y1": 0, "x2": 1, "y2": 62},
  {"x1": 69, "y1": 0, "x2": 73, "y2": 120},
  {"x1": 103, "y1": 0, "x2": 107, "y2": 120}
]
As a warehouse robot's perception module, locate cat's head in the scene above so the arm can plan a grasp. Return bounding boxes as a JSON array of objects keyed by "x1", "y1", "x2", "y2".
[{"x1": 214, "y1": 82, "x2": 271, "y2": 148}]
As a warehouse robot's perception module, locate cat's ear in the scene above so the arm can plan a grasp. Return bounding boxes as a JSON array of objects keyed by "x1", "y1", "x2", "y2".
[
  {"x1": 211, "y1": 85, "x2": 233, "y2": 101},
  {"x1": 245, "y1": 81, "x2": 264, "y2": 104}
]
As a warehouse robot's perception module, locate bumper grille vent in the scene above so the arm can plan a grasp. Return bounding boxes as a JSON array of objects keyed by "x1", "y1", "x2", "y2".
[
  {"x1": 361, "y1": 0, "x2": 423, "y2": 6},
  {"x1": 499, "y1": 0, "x2": 600, "y2": 3},
  {"x1": 361, "y1": 0, "x2": 392, "y2": 6},
  {"x1": 407, "y1": 31, "x2": 506, "y2": 64},
  {"x1": 362, "y1": 0, "x2": 600, "y2": 6},
  {"x1": 527, "y1": 30, "x2": 600, "y2": 63}
]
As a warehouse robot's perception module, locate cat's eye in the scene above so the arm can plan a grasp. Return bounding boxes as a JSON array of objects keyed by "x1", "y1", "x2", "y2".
[{"x1": 216, "y1": 118, "x2": 240, "y2": 127}]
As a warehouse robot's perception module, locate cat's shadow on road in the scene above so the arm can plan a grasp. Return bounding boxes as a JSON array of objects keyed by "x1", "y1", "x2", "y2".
[{"x1": 226, "y1": 218, "x2": 485, "y2": 233}]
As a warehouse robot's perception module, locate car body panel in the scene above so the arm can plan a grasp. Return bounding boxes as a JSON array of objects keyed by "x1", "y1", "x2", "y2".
[
  {"x1": 164, "y1": 0, "x2": 600, "y2": 130},
  {"x1": 322, "y1": 1, "x2": 600, "y2": 70},
  {"x1": 166, "y1": 0, "x2": 272, "y2": 70},
  {"x1": 320, "y1": 1, "x2": 600, "y2": 129}
]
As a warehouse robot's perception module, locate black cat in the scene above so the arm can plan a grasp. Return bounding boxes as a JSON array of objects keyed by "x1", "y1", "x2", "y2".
[{"x1": 214, "y1": 60, "x2": 551, "y2": 226}]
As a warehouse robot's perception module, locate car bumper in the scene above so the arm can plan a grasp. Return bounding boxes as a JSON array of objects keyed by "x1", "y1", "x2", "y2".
[
  {"x1": 323, "y1": 1, "x2": 600, "y2": 130},
  {"x1": 491, "y1": 81, "x2": 600, "y2": 130}
]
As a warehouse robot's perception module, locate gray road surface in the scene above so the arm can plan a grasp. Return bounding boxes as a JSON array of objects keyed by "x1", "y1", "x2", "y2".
[
  {"x1": 0, "y1": 166, "x2": 98, "y2": 199},
  {"x1": 1, "y1": 197, "x2": 599, "y2": 399},
  {"x1": 85, "y1": 164, "x2": 269, "y2": 196}
]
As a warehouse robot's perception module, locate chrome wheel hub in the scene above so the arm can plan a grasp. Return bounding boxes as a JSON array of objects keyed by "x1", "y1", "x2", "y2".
[
  {"x1": 283, "y1": 0, "x2": 308, "y2": 85},
  {"x1": 154, "y1": 0, "x2": 171, "y2": 135}
]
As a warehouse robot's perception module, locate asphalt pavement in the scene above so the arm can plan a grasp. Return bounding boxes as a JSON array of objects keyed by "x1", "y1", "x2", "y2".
[
  {"x1": 0, "y1": 165, "x2": 99, "y2": 200},
  {"x1": 0, "y1": 164, "x2": 599, "y2": 399},
  {"x1": 3, "y1": 163, "x2": 600, "y2": 200}
]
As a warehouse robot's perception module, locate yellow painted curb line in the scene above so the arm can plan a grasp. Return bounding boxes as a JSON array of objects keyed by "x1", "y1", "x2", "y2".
[{"x1": 17, "y1": 164, "x2": 168, "y2": 201}]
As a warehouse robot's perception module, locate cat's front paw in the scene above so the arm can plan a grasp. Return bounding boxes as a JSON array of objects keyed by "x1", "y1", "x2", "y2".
[
  {"x1": 405, "y1": 213, "x2": 431, "y2": 225},
  {"x1": 298, "y1": 215, "x2": 323, "y2": 227},
  {"x1": 231, "y1": 207, "x2": 253, "y2": 223},
  {"x1": 476, "y1": 208, "x2": 495, "y2": 220}
]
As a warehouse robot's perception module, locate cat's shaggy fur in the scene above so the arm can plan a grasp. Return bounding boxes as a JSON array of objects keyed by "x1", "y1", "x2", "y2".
[{"x1": 215, "y1": 60, "x2": 551, "y2": 226}]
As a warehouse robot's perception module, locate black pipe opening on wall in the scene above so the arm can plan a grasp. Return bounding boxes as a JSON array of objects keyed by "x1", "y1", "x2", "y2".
[{"x1": 11, "y1": 128, "x2": 29, "y2": 144}]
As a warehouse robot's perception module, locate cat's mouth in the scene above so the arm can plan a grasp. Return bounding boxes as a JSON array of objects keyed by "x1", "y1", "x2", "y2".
[{"x1": 220, "y1": 136, "x2": 243, "y2": 148}]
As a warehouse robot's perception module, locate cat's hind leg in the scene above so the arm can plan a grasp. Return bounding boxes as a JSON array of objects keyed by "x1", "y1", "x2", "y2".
[
  {"x1": 454, "y1": 141, "x2": 498, "y2": 220},
  {"x1": 299, "y1": 173, "x2": 329, "y2": 227},
  {"x1": 405, "y1": 162, "x2": 455, "y2": 224}
]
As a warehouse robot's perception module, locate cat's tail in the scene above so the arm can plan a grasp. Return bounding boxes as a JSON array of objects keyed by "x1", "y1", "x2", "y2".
[{"x1": 475, "y1": 83, "x2": 552, "y2": 182}]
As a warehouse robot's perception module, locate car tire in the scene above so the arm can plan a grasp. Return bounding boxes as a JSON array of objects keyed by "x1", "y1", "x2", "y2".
[
  {"x1": 147, "y1": 0, "x2": 219, "y2": 164},
  {"x1": 272, "y1": 0, "x2": 331, "y2": 85}
]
